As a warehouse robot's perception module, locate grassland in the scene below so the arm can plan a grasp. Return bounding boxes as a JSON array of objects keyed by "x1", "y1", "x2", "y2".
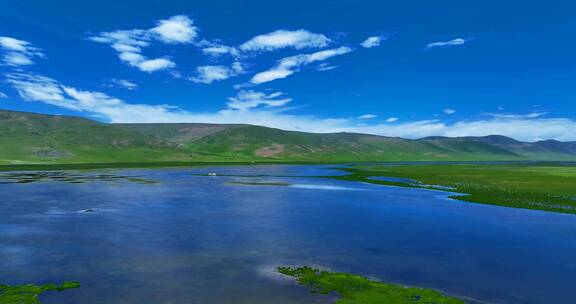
[
  {"x1": 278, "y1": 266, "x2": 463, "y2": 304},
  {"x1": 0, "y1": 281, "x2": 79, "y2": 304},
  {"x1": 337, "y1": 163, "x2": 576, "y2": 214}
]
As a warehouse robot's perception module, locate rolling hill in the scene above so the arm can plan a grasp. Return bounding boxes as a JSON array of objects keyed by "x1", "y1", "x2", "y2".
[{"x1": 1, "y1": 109, "x2": 575, "y2": 165}]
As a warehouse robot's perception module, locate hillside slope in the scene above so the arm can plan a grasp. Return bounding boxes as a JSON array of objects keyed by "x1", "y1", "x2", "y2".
[
  {"x1": 0, "y1": 110, "x2": 190, "y2": 164},
  {"x1": 1, "y1": 109, "x2": 575, "y2": 164},
  {"x1": 421, "y1": 135, "x2": 576, "y2": 161},
  {"x1": 115, "y1": 123, "x2": 245, "y2": 142},
  {"x1": 186, "y1": 125, "x2": 524, "y2": 161}
]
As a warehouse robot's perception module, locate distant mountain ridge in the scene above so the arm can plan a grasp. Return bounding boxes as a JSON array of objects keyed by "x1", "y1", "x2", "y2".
[{"x1": 1, "y1": 109, "x2": 575, "y2": 164}]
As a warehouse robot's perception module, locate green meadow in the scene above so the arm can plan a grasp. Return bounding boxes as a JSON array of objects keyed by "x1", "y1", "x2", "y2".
[{"x1": 338, "y1": 163, "x2": 576, "y2": 214}]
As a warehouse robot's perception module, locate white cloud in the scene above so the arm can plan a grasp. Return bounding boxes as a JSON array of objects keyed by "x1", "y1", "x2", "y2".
[
  {"x1": 198, "y1": 29, "x2": 332, "y2": 60},
  {"x1": 361, "y1": 36, "x2": 382, "y2": 48},
  {"x1": 443, "y1": 108, "x2": 456, "y2": 114},
  {"x1": 150, "y1": 15, "x2": 197, "y2": 44},
  {"x1": 3, "y1": 52, "x2": 33, "y2": 66},
  {"x1": 0, "y1": 36, "x2": 45, "y2": 66},
  {"x1": 6, "y1": 73, "x2": 76, "y2": 109},
  {"x1": 0, "y1": 37, "x2": 29, "y2": 51},
  {"x1": 227, "y1": 90, "x2": 292, "y2": 111},
  {"x1": 386, "y1": 117, "x2": 399, "y2": 123},
  {"x1": 107, "y1": 79, "x2": 138, "y2": 90},
  {"x1": 90, "y1": 29, "x2": 148, "y2": 53},
  {"x1": 359, "y1": 114, "x2": 376, "y2": 119},
  {"x1": 6, "y1": 72, "x2": 178, "y2": 118},
  {"x1": 0, "y1": 91, "x2": 7, "y2": 98},
  {"x1": 89, "y1": 15, "x2": 196, "y2": 72},
  {"x1": 239, "y1": 29, "x2": 331, "y2": 52},
  {"x1": 190, "y1": 62, "x2": 244, "y2": 84},
  {"x1": 191, "y1": 66, "x2": 232, "y2": 84},
  {"x1": 138, "y1": 58, "x2": 175, "y2": 72},
  {"x1": 316, "y1": 62, "x2": 338, "y2": 71},
  {"x1": 250, "y1": 46, "x2": 354, "y2": 84},
  {"x1": 425, "y1": 38, "x2": 471, "y2": 50},
  {"x1": 250, "y1": 69, "x2": 293, "y2": 85}
]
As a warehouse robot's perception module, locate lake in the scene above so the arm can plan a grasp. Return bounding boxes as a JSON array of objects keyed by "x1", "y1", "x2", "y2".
[{"x1": 1, "y1": 165, "x2": 575, "y2": 304}]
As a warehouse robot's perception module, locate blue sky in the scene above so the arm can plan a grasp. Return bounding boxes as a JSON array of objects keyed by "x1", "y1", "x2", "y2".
[{"x1": 0, "y1": 0, "x2": 575, "y2": 141}]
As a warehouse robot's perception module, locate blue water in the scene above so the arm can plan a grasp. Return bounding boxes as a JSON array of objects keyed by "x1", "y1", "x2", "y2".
[{"x1": 0, "y1": 165, "x2": 575, "y2": 304}]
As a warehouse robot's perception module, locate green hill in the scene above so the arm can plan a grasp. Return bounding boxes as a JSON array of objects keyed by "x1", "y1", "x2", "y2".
[
  {"x1": 0, "y1": 110, "x2": 190, "y2": 164},
  {"x1": 184, "y1": 125, "x2": 520, "y2": 161},
  {"x1": 1, "y1": 109, "x2": 575, "y2": 165}
]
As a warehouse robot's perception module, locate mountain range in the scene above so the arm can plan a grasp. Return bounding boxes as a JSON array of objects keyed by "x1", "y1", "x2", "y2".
[{"x1": 1, "y1": 109, "x2": 575, "y2": 165}]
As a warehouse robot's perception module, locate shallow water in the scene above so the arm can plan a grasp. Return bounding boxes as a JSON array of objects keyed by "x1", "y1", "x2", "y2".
[{"x1": 1, "y1": 165, "x2": 575, "y2": 304}]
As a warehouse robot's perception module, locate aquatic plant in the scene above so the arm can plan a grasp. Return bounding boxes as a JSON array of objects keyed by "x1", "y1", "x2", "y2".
[
  {"x1": 0, "y1": 282, "x2": 80, "y2": 304},
  {"x1": 278, "y1": 266, "x2": 463, "y2": 303}
]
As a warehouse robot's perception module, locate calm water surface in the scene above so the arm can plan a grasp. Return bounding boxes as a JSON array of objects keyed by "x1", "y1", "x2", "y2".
[{"x1": 1, "y1": 165, "x2": 575, "y2": 304}]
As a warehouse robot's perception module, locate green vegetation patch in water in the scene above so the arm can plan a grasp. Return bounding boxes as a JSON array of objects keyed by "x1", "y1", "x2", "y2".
[
  {"x1": 0, "y1": 281, "x2": 80, "y2": 304},
  {"x1": 278, "y1": 266, "x2": 463, "y2": 304}
]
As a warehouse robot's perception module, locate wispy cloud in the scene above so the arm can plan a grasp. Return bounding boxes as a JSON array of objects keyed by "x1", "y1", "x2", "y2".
[
  {"x1": 425, "y1": 38, "x2": 471, "y2": 50},
  {"x1": 361, "y1": 36, "x2": 383, "y2": 48},
  {"x1": 6, "y1": 73, "x2": 77, "y2": 109},
  {"x1": 106, "y1": 78, "x2": 138, "y2": 90},
  {"x1": 239, "y1": 29, "x2": 331, "y2": 52},
  {"x1": 485, "y1": 111, "x2": 547, "y2": 119},
  {"x1": 386, "y1": 117, "x2": 399, "y2": 123},
  {"x1": 443, "y1": 108, "x2": 456, "y2": 114},
  {"x1": 0, "y1": 36, "x2": 45, "y2": 66},
  {"x1": 198, "y1": 29, "x2": 332, "y2": 61},
  {"x1": 88, "y1": 15, "x2": 196, "y2": 72},
  {"x1": 359, "y1": 114, "x2": 376, "y2": 119},
  {"x1": 189, "y1": 62, "x2": 244, "y2": 84},
  {"x1": 250, "y1": 46, "x2": 353, "y2": 84},
  {"x1": 6, "y1": 72, "x2": 179, "y2": 119},
  {"x1": 0, "y1": 91, "x2": 7, "y2": 98},
  {"x1": 227, "y1": 90, "x2": 292, "y2": 111},
  {"x1": 200, "y1": 42, "x2": 240, "y2": 57},
  {"x1": 316, "y1": 62, "x2": 338, "y2": 71}
]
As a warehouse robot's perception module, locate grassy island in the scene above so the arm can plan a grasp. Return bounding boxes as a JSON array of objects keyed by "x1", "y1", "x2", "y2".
[
  {"x1": 278, "y1": 266, "x2": 463, "y2": 303},
  {"x1": 0, "y1": 282, "x2": 80, "y2": 304}
]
